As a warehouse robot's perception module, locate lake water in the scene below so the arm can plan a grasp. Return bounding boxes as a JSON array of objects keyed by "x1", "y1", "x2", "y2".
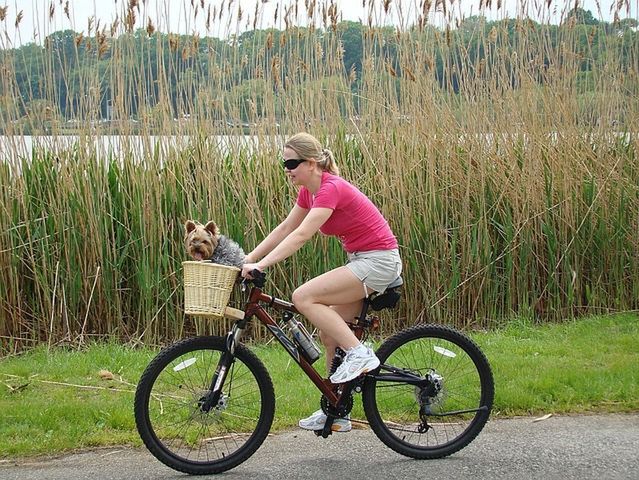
[
  {"x1": 0, "y1": 135, "x2": 274, "y2": 165},
  {"x1": 1, "y1": 132, "x2": 635, "y2": 167}
]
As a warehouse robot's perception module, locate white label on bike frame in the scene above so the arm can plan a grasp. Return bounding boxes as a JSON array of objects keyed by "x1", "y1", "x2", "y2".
[
  {"x1": 173, "y1": 357, "x2": 197, "y2": 371},
  {"x1": 434, "y1": 346, "x2": 456, "y2": 358}
]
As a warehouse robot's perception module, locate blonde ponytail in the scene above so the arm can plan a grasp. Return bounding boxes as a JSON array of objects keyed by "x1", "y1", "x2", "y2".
[{"x1": 318, "y1": 148, "x2": 339, "y2": 175}]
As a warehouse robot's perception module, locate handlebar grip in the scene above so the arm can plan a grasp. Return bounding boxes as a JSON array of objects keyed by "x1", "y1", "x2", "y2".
[{"x1": 251, "y1": 269, "x2": 267, "y2": 288}]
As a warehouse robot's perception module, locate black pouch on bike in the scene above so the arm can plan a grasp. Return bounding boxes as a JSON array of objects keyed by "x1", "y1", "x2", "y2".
[{"x1": 370, "y1": 289, "x2": 401, "y2": 311}]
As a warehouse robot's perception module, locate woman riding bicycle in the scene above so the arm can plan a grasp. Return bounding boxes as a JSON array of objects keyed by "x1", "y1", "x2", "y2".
[{"x1": 241, "y1": 132, "x2": 402, "y2": 432}]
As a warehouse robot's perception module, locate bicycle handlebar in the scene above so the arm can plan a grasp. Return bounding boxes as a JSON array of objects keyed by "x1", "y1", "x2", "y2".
[{"x1": 243, "y1": 269, "x2": 266, "y2": 288}]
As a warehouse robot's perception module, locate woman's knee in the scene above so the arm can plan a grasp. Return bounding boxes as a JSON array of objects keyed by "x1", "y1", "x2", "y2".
[{"x1": 292, "y1": 285, "x2": 314, "y2": 309}]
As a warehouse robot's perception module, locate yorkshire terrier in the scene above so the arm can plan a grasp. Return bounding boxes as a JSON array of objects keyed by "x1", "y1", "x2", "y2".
[{"x1": 184, "y1": 220, "x2": 245, "y2": 269}]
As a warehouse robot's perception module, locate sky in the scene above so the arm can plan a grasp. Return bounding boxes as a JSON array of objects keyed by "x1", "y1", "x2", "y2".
[{"x1": 2, "y1": 0, "x2": 637, "y2": 47}]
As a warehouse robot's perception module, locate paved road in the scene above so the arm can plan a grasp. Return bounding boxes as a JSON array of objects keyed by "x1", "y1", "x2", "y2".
[{"x1": 1, "y1": 413, "x2": 638, "y2": 480}]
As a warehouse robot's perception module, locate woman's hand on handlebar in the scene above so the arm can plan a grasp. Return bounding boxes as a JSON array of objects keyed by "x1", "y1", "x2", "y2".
[{"x1": 241, "y1": 262, "x2": 263, "y2": 279}]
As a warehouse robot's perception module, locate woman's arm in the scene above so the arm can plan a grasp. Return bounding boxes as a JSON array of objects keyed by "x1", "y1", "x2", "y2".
[
  {"x1": 242, "y1": 207, "x2": 332, "y2": 276},
  {"x1": 244, "y1": 204, "x2": 309, "y2": 263}
]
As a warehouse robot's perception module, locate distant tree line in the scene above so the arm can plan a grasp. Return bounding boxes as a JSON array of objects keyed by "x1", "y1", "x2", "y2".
[{"x1": 0, "y1": 7, "x2": 636, "y2": 124}]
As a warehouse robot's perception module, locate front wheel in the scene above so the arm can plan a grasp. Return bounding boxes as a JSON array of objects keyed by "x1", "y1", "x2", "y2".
[
  {"x1": 134, "y1": 336, "x2": 275, "y2": 474},
  {"x1": 363, "y1": 324, "x2": 494, "y2": 459}
]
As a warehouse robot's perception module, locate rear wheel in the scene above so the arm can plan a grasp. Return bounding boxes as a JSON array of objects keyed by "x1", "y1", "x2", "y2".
[
  {"x1": 363, "y1": 324, "x2": 493, "y2": 459},
  {"x1": 134, "y1": 336, "x2": 275, "y2": 474}
]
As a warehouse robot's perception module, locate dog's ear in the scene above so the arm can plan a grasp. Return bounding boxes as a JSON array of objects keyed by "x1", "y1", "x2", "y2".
[
  {"x1": 185, "y1": 220, "x2": 198, "y2": 234},
  {"x1": 204, "y1": 221, "x2": 220, "y2": 237}
]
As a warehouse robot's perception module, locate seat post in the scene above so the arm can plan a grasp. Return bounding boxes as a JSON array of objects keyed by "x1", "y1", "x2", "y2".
[{"x1": 356, "y1": 297, "x2": 372, "y2": 323}]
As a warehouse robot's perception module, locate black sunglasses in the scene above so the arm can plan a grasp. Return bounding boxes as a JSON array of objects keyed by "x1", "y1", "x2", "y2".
[{"x1": 282, "y1": 158, "x2": 307, "y2": 170}]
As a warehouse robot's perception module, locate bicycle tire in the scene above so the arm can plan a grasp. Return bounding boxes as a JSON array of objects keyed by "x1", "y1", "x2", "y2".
[
  {"x1": 362, "y1": 324, "x2": 494, "y2": 459},
  {"x1": 134, "y1": 336, "x2": 275, "y2": 474}
]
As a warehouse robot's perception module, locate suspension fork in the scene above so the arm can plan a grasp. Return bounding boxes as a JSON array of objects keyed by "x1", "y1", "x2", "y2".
[{"x1": 200, "y1": 322, "x2": 245, "y2": 412}]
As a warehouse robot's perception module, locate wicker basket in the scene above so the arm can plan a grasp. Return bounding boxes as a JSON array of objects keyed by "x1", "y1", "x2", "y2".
[{"x1": 183, "y1": 261, "x2": 240, "y2": 317}]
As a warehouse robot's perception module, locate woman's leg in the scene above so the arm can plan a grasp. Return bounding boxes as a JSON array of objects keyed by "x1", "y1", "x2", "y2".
[
  {"x1": 292, "y1": 266, "x2": 372, "y2": 354},
  {"x1": 321, "y1": 302, "x2": 364, "y2": 372}
]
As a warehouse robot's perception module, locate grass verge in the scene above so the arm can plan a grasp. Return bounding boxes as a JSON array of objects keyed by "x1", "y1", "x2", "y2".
[{"x1": 1, "y1": 313, "x2": 637, "y2": 458}]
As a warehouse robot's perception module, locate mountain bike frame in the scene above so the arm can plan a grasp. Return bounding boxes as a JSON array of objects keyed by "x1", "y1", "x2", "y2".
[{"x1": 204, "y1": 273, "x2": 428, "y2": 437}]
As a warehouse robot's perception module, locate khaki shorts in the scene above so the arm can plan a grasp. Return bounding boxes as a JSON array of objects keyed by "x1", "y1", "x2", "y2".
[{"x1": 345, "y1": 249, "x2": 402, "y2": 293}]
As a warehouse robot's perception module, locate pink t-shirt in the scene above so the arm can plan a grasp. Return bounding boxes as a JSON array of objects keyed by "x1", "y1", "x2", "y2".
[{"x1": 296, "y1": 171, "x2": 398, "y2": 253}]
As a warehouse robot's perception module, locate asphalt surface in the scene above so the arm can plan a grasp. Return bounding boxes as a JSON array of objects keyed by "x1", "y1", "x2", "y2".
[{"x1": 1, "y1": 413, "x2": 638, "y2": 480}]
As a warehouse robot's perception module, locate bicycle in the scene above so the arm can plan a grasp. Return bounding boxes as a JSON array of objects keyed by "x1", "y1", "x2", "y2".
[{"x1": 134, "y1": 270, "x2": 494, "y2": 475}]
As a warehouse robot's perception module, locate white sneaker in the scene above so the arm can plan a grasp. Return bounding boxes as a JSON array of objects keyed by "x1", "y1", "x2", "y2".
[
  {"x1": 329, "y1": 345, "x2": 380, "y2": 384},
  {"x1": 298, "y1": 409, "x2": 352, "y2": 432}
]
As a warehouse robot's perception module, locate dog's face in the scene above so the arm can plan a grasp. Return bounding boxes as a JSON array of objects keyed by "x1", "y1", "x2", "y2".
[{"x1": 184, "y1": 220, "x2": 219, "y2": 261}]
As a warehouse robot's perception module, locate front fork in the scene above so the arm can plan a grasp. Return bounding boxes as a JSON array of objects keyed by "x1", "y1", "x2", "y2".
[{"x1": 199, "y1": 323, "x2": 244, "y2": 412}]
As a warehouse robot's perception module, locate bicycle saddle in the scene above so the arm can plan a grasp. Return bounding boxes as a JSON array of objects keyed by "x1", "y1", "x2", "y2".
[{"x1": 369, "y1": 276, "x2": 403, "y2": 311}]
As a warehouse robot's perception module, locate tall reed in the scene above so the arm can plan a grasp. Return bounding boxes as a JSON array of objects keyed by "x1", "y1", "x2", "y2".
[{"x1": 0, "y1": 1, "x2": 637, "y2": 350}]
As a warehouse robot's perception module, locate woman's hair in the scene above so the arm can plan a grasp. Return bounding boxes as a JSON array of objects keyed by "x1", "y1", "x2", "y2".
[{"x1": 284, "y1": 132, "x2": 339, "y2": 175}]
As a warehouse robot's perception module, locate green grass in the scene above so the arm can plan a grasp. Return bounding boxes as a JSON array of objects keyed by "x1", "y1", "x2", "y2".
[
  {"x1": 1, "y1": 313, "x2": 637, "y2": 458},
  {"x1": 479, "y1": 314, "x2": 639, "y2": 415}
]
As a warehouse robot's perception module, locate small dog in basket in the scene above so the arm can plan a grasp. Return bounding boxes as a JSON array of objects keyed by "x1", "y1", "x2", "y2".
[{"x1": 184, "y1": 220, "x2": 245, "y2": 269}]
